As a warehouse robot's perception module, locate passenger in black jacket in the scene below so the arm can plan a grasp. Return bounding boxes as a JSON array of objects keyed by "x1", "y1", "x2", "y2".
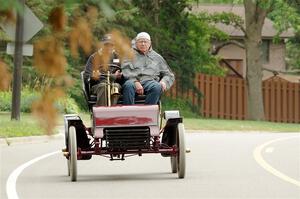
[{"x1": 84, "y1": 34, "x2": 122, "y2": 106}]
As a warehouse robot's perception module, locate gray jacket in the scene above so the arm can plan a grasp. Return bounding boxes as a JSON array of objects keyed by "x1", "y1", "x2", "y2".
[{"x1": 122, "y1": 48, "x2": 175, "y2": 90}]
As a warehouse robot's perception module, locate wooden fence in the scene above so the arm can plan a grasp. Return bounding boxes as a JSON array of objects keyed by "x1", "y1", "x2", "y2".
[
  {"x1": 263, "y1": 76, "x2": 300, "y2": 123},
  {"x1": 166, "y1": 73, "x2": 300, "y2": 123}
]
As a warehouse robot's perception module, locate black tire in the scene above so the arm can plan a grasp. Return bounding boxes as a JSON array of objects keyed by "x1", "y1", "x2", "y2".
[
  {"x1": 69, "y1": 126, "x2": 77, "y2": 181},
  {"x1": 177, "y1": 123, "x2": 186, "y2": 178},
  {"x1": 67, "y1": 156, "x2": 70, "y2": 176},
  {"x1": 65, "y1": 124, "x2": 70, "y2": 176},
  {"x1": 171, "y1": 156, "x2": 177, "y2": 173},
  {"x1": 64, "y1": 117, "x2": 71, "y2": 176}
]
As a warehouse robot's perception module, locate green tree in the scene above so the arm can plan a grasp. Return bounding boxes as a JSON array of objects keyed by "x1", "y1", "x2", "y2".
[
  {"x1": 194, "y1": 0, "x2": 299, "y2": 120},
  {"x1": 1, "y1": 0, "x2": 138, "y2": 111},
  {"x1": 243, "y1": 0, "x2": 300, "y2": 120},
  {"x1": 132, "y1": 0, "x2": 224, "y2": 90},
  {"x1": 267, "y1": 0, "x2": 300, "y2": 71},
  {"x1": 243, "y1": 0, "x2": 268, "y2": 120}
]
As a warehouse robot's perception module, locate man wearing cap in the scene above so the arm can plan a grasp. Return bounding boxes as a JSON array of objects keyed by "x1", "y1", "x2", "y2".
[
  {"x1": 122, "y1": 32, "x2": 175, "y2": 105},
  {"x1": 84, "y1": 34, "x2": 123, "y2": 106}
]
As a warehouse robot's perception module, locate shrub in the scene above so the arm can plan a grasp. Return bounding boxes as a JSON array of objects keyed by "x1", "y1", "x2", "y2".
[
  {"x1": 0, "y1": 91, "x2": 11, "y2": 111},
  {"x1": 20, "y1": 89, "x2": 40, "y2": 113},
  {"x1": 56, "y1": 96, "x2": 80, "y2": 114},
  {"x1": 67, "y1": 80, "x2": 88, "y2": 112},
  {"x1": 161, "y1": 96, "x2": 201, "y2": 118},
  {"x1": 0, "y1": 88, "x2": 80, "y2": 114}
]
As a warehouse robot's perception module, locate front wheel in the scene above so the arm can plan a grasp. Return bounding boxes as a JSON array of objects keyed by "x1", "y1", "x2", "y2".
[
  {"x1": 177, "y1": 123, "x2": 186, "y2": 178},
  {"x1": 67, "y1": 158, "x2": 70, "y2": 176},
  {"x1": 170, "y1": 156, "x2": 177, "y2": 173},
  {"x1": 68, "y1": 126, "x2": 77, "y2": 181}
]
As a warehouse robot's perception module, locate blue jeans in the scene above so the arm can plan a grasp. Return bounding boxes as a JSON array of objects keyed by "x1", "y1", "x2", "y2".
[{"x1": 122, "y1": 80, "x2": 162, "y2": 105}]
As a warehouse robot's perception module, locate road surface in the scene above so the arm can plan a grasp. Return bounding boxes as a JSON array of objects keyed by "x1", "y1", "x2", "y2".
[{"x1": 1, "y1": 132, "x2": 300, "y2": 199}]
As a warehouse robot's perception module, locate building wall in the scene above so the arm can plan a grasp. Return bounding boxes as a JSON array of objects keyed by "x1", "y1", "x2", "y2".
[
  {"x1": 265, "y1": 42, "x2": 286, "y2": 71},
  {"x1": 217, "y1": 41, "x2": 286, "y2": 77},
  {"x1": 218, "y1": 44, "x2": 246, "y2": 76}
]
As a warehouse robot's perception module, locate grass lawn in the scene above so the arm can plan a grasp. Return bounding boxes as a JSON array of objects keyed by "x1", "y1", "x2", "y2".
[
  {"x1": 0, "y1": 112, "x2": 299, "y2": 138},
  {"x1": 0, "y1": 112, "x2": 93, "y2": 138},
  {"x1": 0, "y1": 112, "x2": 46, "y2": 138},
  {"x1": 184, "y1": 117, "x2": 300, "y2": 132}
]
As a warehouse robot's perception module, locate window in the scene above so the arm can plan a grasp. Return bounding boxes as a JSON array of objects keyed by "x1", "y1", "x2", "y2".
[{"x1": 261, "y1": 40, "x2": 270, "y2": 64}]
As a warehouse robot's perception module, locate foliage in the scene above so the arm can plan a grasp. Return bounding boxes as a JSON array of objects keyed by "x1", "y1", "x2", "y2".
[
  {"x1": 192, "y1": 0, "x2": 242, "y2": 3},
  {"x1": 0, "y1": 0, "x2": 226, "y2": 100},
  {"x1": 66, "y1": 74, "x2": 88, "y2": 111},
  {"x1": 56, "y1": 94, "x2": 80, "y2": 114},
  {"x1": 1, "y1": 0, "x2": 300, "y2": 124},
  {"x1": 0, "y1": 89, "x2": 39, "y2": 112},
  {"x1": 286, "y1": 35, "x2": 300, "y2": 70},
  {"x1": 0, "y1": 0, "x2": 22, "y2": 13},
  {"x1": 0, "y1": 91, "x2": 11, "y2": 111},
  {"x1": 161, "y1": 96, "x2": 201, "y2": 118},
  {"x1": 271, "y1": 0, "x2": 300, "y2": 70},
  {"x1": 185, "y1": 14, "x2": 226, "y2": 76},
  {"x1": 131, "y1": 0, "x2": 225, "y2": 94},
  {"x1": 268, "y1": 0, "x2": 300, "y2": 35},
  {"x1": 199, "y1": 11, "x2": 244, "y2": 32},
  {"x1": 193, "y1": 0, "x2": 300, "y2": 71},
  {"x1": 0, "y1": 88, "x2": 80, "y2": 113},
  {"x1": 0, "y1": 0, "x2": 138, "y2": 134}
]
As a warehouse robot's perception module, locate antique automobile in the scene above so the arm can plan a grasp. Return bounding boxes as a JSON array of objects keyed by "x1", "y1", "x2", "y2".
[{"x1": 63, "y1": 67, "x2": 187, "y2": 181}]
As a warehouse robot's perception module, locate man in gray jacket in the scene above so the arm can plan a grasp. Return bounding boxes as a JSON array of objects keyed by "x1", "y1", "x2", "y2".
[{"x1": 122, "y1": 32, "x2": 175, "y2": 105}]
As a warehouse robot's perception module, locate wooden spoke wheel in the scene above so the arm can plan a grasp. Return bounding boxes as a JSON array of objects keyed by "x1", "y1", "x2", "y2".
[
  {"x1": 176, "y1": 123, "x2": 186, "y2": 178},
  {"x1": 68, "y1": 126, "x2": 78, "y2": 181}
]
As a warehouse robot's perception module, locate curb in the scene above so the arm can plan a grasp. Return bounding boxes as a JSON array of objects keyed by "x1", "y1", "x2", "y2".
[{"x1": 0, "y1": 127, "x2": 64, "y2": 146}]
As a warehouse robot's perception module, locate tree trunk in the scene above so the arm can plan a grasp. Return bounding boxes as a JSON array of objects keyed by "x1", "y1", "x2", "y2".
[{"x1": 244, "y1": 0, "x2": 268, "y2": 120}]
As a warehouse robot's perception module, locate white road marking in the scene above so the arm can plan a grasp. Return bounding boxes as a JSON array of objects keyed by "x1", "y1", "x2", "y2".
[
  {"x1": 6, "y1": 150, "x2": 60, "y2": 199},
  {"x1": 265, "y1": 147, "x2": 274, "y2": 153},
  {"x1": 253, "y1": 136, "x2": 300, "y2": 187}
]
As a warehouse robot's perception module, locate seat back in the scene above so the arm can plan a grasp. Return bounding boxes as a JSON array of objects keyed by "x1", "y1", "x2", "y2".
[
  {"x1": 80, "y1": 71, "x2": 89, "y2": 102},
  {"x1": 80, "y1": 71, "x2": 154, "y2": 108},
  {"x1": 80, "y1": 71, "x2": 96, "y2": 111}
]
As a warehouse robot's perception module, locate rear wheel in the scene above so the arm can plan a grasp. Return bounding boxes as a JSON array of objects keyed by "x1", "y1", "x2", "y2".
[
  {"x1": 177, "y1": 123, "x2": 186, "y2": 178},
  {"x1": 68, "y1": 126, "x2": 77, "y2": 181},
  {"x1": 67, "y1": 158, "x2": 70, "y2": 176}
]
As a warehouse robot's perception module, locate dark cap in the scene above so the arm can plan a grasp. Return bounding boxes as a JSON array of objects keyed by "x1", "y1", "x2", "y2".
[{"x1": 101, "y1": 34, "x2": 114, "y2": 44}]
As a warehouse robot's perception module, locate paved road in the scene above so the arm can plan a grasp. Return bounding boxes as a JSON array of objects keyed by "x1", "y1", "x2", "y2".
[{"x1": 1, "y1": 132, "x2": 300, "y2": 199}]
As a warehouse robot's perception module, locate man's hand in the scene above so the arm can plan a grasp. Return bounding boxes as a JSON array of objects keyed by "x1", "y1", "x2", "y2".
[
  {"x1": 92, "y1": 70, "x2": 101, "y2": 80},
  {"x1": 135, "y1": 81, "x2": 144, "y2": 95},
  {"x1": 160, "y1": 81, "x2": 167, "y2": 92}
]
